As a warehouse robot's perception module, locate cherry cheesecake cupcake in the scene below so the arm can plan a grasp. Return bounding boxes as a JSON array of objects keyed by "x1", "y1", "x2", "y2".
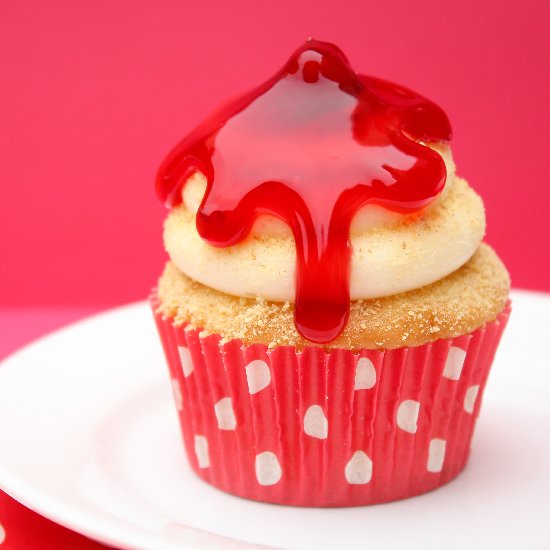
[{"x1": 151, "y1": 40, "x2": 510, "y2": 507}]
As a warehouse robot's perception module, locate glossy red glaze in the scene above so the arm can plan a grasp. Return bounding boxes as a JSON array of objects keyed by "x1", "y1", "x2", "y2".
[{"x1": 156, "y1": 40, "x2": 452, "y2": 343}]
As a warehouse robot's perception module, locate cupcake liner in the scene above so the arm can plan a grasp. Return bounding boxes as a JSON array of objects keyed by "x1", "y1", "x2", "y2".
[{"x1": 152, "y1": 295, "x2": 510, "y2": 507}]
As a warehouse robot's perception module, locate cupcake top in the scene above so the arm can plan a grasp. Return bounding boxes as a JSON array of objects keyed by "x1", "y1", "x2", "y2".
[{"x1": 157, "y1": 40, "x2": 487, "y2": 344}]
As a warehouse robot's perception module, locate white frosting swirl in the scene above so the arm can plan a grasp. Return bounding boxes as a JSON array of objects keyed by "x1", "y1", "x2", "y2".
[{"x1": 163, "y1": 145, "x2": 486, "y2": 302}]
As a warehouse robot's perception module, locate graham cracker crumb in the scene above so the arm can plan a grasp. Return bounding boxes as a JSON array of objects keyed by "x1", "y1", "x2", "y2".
[{"x1": 157, "y1": 243, "x2": 510, "y2": 351}]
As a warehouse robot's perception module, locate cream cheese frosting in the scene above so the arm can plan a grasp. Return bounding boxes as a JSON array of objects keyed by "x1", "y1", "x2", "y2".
[{"x1": 163, "y1": 145, "x2": 486, "y2": 303}]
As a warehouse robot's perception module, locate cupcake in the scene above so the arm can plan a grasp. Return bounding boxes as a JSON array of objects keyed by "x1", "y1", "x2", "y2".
[{"x1": 151, "y1": 40, "x2": 510, "y2": 507}]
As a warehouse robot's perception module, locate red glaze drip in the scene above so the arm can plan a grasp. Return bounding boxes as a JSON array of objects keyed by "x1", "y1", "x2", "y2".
[{"x1": 156, "y1": 40, "x2": 452, "y2": 344}]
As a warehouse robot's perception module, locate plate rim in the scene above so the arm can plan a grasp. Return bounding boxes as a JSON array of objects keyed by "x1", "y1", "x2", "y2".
[{"x1": 0, "y1": 288, "x2": 547, "y2": 550}]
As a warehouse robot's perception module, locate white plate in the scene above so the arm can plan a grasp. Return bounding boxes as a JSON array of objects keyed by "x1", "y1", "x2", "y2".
[{"x1": 0, "y1": 290, "x2": 549, "y2": 550}]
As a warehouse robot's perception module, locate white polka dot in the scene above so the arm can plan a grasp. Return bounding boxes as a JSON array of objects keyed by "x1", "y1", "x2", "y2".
[
  {"x1": 427, "y1": 438, "x2": 446, "y2": 472},
  {"x1": 0, "y1": 522, "x2": 5, "y2": 545},
  {"x1": 178, "y1": 346, "x2": 194, "y2": 377},
  {"x1": 443, "y1": 346, "x2": 466, "y2": 380},
  {"x1": 171, "y1": 378, "x2": 183, "y2": 411},
  {"x1": 464, "y1": 385, "x2": 480, "y2": 414},
  {"x1": 396, "y1": 399, "x2": 420, "y2": 433},
  {"x1": 214, "y1": 397, "x2": 237, "y2": 430},
  {"x1": 245, "y1": 359, "x2": 271, "y2": 394},
  {"x1": 345, "y1": 451, "x2": 373, "y2": 484},
  {"x1": 194, "y1": 435, "x2": 210, "y2": 468},
  {"x1": 303, "y1": 404, "x2": 328, "y2": 439},
  {"x1": 255, "y1": 452, "x2": 282, "y2": 486},
  {"x1": 354, "y1": 357, "x2": 377, "y2": 390}
]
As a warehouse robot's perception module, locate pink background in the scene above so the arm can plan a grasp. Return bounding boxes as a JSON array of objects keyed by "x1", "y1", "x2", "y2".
[
  {"x1": 1, "y1": 0, "x2": 550, "y2": 309},
  {"x1": 0, "y1": 3, "x2": 549, "y2": 546}
]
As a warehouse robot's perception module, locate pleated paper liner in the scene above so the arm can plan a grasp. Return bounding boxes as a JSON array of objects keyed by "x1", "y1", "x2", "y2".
[{"x1": 152, "y1": 295, "x2": 510, "y2": 507}]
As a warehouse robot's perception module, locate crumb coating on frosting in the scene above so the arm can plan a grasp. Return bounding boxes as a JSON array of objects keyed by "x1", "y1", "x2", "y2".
[
  {"x1": 164, "y1": 175, "x2": 485, "y2": 302},
  {"x1": 157, "y1": 243, "x2": 510, "y2": 351}
]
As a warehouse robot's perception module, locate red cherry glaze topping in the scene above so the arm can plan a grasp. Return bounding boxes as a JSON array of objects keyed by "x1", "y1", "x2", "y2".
[{"x1": 156, "y1": 40, "x2": 452, "y2": 344}]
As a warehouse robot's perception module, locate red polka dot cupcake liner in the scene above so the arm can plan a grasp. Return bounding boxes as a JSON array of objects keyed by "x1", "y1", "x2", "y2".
[{"x1": 152, "y1": 297, "x2": 511, "y2": 507}]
